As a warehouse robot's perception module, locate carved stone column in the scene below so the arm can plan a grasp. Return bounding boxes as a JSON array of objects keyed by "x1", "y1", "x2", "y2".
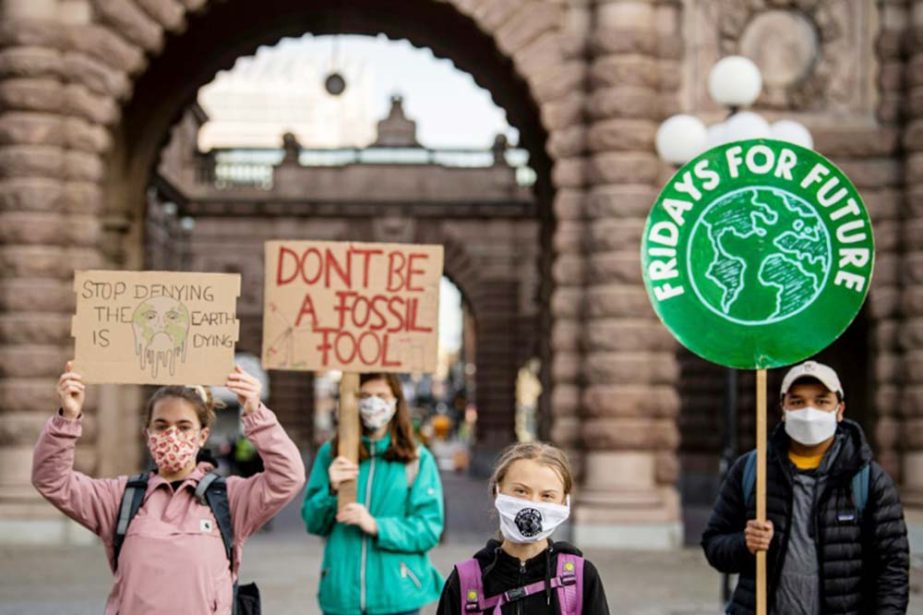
[
  {"x1": 900, "y1": 0, "x2": 923, "y2": 507},
  {"x1": 573, "y1": 0, "x2": 683, "y2": 549},
  {"x1": 0, "y1": 0, "x2": 81, "y2": 541},
  {"x1": 546, "y1": 0, "x2": 591, "y2": 461},
  {"x1": 0, "y1": 0, "x2": 132, "y2": 543}
]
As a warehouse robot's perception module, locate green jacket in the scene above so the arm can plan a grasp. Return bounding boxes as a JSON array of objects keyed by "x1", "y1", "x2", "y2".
[{"x1": 302, "y1": 434, "x2": 445, "y2": 614}]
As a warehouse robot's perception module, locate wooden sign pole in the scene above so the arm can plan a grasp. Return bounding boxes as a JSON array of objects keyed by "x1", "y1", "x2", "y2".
[
  {"x1": 337, "y1": 372, "x2": 360, "y2": 511},
  {"x1": 756, "y1": 368, "x2": 768, "y2": 615}
]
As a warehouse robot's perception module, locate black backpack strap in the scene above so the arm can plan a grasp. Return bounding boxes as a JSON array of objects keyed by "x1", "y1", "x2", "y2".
[
  {"x1": 194, "y1": 472, "x2": 220, "y2": 505},
  {"x1": 196, "y1": 472, "x2": 238, "y2": 615},
  {"x1": 196, "y1": 473, "x2": 234, "y2": 566},
  {"x1": 113, "y1": 472, "x2": 150, "y2": 570}
]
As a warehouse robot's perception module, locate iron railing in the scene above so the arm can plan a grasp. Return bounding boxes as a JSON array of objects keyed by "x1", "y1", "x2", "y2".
[{"x1": 197, "y1": 146, "x2": 536, "y2": 190}]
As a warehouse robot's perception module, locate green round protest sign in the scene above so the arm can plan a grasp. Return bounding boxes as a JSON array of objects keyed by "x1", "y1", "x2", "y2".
[{"x1": 641, "y1": 139, "x2": 874, "y2": 369}]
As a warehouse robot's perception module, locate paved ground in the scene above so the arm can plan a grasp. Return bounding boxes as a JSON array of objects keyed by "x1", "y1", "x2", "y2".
[
  {"x1": 0, "y1": 536, "x2": 722, "y2": 614},
  {"x1": 1, "y1": 471, "x2": 920, "y2": 614}
]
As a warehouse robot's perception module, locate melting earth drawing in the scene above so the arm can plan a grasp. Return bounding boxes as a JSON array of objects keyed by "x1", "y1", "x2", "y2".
[{"x1": 132, "y1": 297, "x2": 191, "y2": 378}]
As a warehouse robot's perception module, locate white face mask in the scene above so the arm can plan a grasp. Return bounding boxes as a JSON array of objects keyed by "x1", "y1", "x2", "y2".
[
  {"x1": 784, "y1": 406, "x2": 838, "y2": 446},
  {"x1": 494, "y1": 493, "x2": 570, "y2": 544},
  {"x1": 358, "y1": 396, "x2": 397, "y2": 430}
]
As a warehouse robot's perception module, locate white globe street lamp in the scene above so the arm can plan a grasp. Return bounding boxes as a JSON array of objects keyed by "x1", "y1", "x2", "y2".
[
  {"x1": 655, "y1": 114, "x2": 708, "y2": 166},
  {"x1": 770, "y1": 119, "x2": 814, "y2": 149},
  {"x1": 706, "y1": 122, "x2": 728, "y2": 148},
  {"x1": 708, "y1": 56, "x2": 763, "y2": 109},
  {"x1": 724, "y1": 111, "x2": 772, "y2": 141}
]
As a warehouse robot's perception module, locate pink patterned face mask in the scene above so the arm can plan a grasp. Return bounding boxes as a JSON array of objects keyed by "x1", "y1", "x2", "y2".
[{"x1": 146, "y1": 427, "x2": 201, "y2": 474}]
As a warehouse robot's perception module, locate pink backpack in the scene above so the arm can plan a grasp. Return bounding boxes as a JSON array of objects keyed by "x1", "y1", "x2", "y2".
[{"x1": 455, "y1": 552, "x2": 584, "y2": 614}]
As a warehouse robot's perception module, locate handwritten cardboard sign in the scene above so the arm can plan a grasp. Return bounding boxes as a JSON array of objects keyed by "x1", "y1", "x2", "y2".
[
  {"x1": 72, "y1": 270, "x2": 241, "y2": 385},
  {"x1": 262, "y1": 240, "x2": 443, "y2": 373}
]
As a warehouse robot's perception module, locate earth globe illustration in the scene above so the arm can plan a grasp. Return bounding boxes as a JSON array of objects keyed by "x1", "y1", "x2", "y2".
[{"x1": 688, "y1": 186, "x2": 832, "y2": 325}]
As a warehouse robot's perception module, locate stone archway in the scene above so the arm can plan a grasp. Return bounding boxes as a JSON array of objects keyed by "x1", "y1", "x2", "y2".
[{"x1": 0, "y1": 0, "x2": 686, "y2": 547}]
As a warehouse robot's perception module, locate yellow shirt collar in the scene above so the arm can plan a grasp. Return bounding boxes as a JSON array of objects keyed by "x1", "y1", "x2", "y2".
[{"x1": 789, "y1": 449, "x2": 824, "y2": 470}]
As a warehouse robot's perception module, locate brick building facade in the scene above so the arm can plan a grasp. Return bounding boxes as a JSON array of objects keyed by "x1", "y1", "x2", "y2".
[{"x1": 0, "y1": 0, "x2": 920, "y2": 548}]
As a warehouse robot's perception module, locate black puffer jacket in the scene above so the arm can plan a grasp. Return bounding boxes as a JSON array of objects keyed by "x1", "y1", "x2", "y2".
[
  {"x1": 701, "y1": 420, "x2": 909, "y2": 614},
  {"x1": 436, "y1": 539, "x2": 610, "y2": 614}
]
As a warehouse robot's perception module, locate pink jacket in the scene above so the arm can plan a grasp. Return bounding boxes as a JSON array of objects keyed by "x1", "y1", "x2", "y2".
[{"x1": 31, "y1": 405, "x2": 306, "y2": 615}]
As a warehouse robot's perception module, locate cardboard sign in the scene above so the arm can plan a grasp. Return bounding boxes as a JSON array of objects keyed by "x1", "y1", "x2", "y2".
[
  {"x1": 641, "y1": 139, "x2": 873, "y2": 369},
  {"x1": 263, "y1": 240, "x2": 443, "y2": 373},
  {"x1": 72, "y1": 270, "x2": 241, "y2": 385}
]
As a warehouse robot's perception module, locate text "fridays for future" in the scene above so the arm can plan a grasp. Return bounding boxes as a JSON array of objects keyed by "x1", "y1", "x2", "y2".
[{"x1": 646, "y1": 143, "x2": 872, "y2": 304}]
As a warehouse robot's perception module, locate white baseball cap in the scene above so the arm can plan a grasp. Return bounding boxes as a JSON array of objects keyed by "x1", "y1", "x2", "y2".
[{"x1": 780, "y1": 361, "x2": 843, "y2": 398}]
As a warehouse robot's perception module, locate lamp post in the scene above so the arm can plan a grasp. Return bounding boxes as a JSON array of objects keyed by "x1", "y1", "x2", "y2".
[{"x1": 654, "y1": 55, "x2": 813, "y2": 603}]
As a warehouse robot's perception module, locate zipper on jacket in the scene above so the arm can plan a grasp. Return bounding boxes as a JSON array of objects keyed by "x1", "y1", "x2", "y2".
[
  {"x1": 810, "y1": 454, "x2": 841, "y2": 613},
  {"x1": 813, "y1": 490, "x2": 826, "y2": 612},
  {"x1": 401, "y1": 561, "x2": 423, "y2": 590},
  {"x1": 517, "y1": 560, "x2": 526, "y2": 615},
  {"x1": 768, "y1": 455, "x2": 795, "y2": 613},
  {"x1": 814, "y1": 434, "x2": 850, "y2": 613},
  {"x1": 360, "y1": 441, "x2": 377, "y2": 613}
]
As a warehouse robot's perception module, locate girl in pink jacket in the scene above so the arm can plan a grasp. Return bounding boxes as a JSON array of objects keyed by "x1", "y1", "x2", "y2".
[{"x1": 32, "y1": 362, "x2": 306, "y2": 614}]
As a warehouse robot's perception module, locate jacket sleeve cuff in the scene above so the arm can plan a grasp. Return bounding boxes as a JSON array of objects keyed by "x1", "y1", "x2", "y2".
[
  {"x1": 309, "y1": 487, "x2": 338, "y2": 518},
  {"x1": 734, "y1": 532, "x2": 752, "y2": 562},
  {"x1": 319, "y1": 490, "x2": 337, "y2": 509},
  {"x1": 50, "y1": 412, "x2": 82, "y2": 435},
  {"x1": 241, "y1": 404, "x2": 275, "y2": 432}
]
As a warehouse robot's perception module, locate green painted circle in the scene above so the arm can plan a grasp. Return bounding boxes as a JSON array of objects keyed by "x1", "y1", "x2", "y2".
[{"x1": 641, "y1": 139, "x2": 874, "y2": 369}]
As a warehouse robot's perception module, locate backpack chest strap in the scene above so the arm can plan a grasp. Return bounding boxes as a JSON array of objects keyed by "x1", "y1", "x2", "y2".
[
  {"x1": 469, "y1": 574, "x2": 577, "y2": 612},
  {"x1": 196, "y1": 473, "x2": 234, "y2": 566}
]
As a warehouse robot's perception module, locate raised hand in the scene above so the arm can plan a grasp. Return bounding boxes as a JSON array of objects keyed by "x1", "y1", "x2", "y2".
[
  {"x1": 57, "y1": 361, "x2": 85, "y2": 419},
  {"x1": 225, "y1": 365, "x2": 262, "y2": 415}
]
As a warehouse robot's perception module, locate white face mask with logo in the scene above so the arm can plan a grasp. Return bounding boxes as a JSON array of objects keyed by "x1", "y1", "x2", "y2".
[
  {"x1": 494, "y1": 493, "x2": 570, "y2": 544},
  {"x1": 358, "y1": 396, "x2": 397, "y2": 430},
  {"x1": 784, "y1": 406, "x2": 838, "y2": 446}
]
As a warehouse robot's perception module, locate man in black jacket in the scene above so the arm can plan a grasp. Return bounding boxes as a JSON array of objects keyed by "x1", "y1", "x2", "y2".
[{"x1": 702, "y1": 360, "x2": 909, "y2": 614}]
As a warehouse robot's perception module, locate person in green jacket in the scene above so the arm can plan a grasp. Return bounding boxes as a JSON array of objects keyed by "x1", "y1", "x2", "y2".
[{"x1": 303, "y1": 372, "x2": 445, "y2": 615}]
